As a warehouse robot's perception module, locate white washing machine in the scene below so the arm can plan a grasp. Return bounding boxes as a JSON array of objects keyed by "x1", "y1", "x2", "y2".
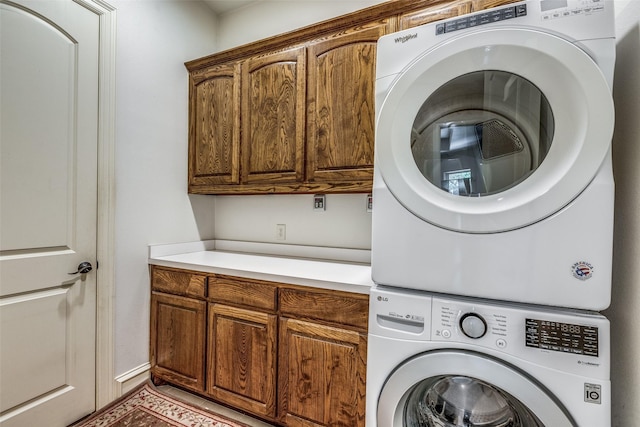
[
  {"x1": 366, "y1": 286, "x2": 610, "y2": 426},
  {"x1": 371, "y1": 1, "x2": 616, "y2": 310}
]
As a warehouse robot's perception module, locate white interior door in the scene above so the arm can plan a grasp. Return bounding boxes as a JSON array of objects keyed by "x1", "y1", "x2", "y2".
[{"x1": 0, "y1": 1, "x2": 99, "y2": 426}]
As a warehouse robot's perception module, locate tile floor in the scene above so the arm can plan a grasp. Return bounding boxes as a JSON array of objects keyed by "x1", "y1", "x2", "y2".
[{"x1": 158, "y1": 385, "x2": 276, "y2": 427}]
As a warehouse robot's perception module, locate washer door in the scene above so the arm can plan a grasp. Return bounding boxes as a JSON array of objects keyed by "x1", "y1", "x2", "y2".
[
  {"x1": 376, "y1": 28, "x2": 614, "y2": 233},
  {"x1": 378, "y1": 351, "x2": 576, "y2": 426}
]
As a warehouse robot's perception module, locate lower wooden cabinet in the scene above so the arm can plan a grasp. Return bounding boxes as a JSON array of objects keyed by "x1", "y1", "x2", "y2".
[
  {"x1": 278, "y1": 318, "x2": 367, "y2": 427},
  {"x1": 150, "y1": 291, "x2": 206, "y2": 393},
  {"x1": 207, "y1": 303, "x2": 278, "y2": 418},
  {"x1": 150, "y1": 265, "x2": 369, "y2": 427}
]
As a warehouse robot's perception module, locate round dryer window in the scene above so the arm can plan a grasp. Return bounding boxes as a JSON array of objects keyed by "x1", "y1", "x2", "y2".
[
  {"x1": 376, "y1": 28, "x2": 614, "y2": 233},
  {"x1": 411, "y1": 71, "x2": 554, "y2": 198}
]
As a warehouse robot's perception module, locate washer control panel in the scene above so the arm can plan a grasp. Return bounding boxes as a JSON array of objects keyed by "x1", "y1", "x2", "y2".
[
  {"x1": 432, "y1": 299, "x2": 508, "y2": 349},
  {"x1": 369, "y1": 287, "x2": 609, "y2": 377},
  {"x1": 526, "y1": 318, "x2": 599, "y2": 357}
]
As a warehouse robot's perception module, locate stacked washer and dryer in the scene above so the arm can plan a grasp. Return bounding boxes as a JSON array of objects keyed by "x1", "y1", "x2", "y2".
[{"x1": 367, "y1": 1, "x2": 616, "y2": 426}]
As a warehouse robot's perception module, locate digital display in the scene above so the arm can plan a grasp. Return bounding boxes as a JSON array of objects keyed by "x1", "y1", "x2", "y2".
[
  {"x1": 541, "y1": 0, "x2": 568, "y2": 13},
  {"x1": 525, "y1": 318, "x2": 598, "y2": 357}
]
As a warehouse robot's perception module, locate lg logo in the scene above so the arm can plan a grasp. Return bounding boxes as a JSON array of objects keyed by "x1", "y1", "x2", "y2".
[{"x1": 377, "y1": 296, "x2": 388, "y2": 302}]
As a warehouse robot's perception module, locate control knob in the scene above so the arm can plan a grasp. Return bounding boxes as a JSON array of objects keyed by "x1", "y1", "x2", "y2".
[{"x1": 460, "y1": 313, "x2": 487, "y2": 339}]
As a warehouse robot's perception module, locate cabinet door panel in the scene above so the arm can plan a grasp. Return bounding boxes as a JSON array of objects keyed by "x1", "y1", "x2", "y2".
[
  {"x1": 242, "y1": 47, "x2": 306, "y2": 184},
  {"x1": 150, "y1": 292, "x2": 206, "y2": 392},
  {"x1": 307, "y1": 22, "x2": 391, "y2": 188},
  {"x1": 189, "y1": 63, "x2": 241, "y2": 188},
  {"x1": 208, "y1": 304, "x2": 277, "y2": 419},
  {"x1": 279, "y1": 318, "x2": 367, "y2": 427}
]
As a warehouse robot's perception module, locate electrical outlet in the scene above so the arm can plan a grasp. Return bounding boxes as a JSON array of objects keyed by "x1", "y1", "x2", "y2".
[
  {"x1": 313, "y1": 194, "x2": 326, "y2": 211},
  {"x1": 276, "y1": 224, "x2": 286, "y2": 240}
]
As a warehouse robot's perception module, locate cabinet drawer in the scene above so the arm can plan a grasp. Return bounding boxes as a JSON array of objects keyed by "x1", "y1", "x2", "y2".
[
  {"x1": 279, "y1": 288, "x2": 368, "y2": 331},
  {"x1": 208, "y1": 275, "x2": 277, "y2": 311},
  {"x1": 151, "y1": 267, "x2": 206, "y2": 299}
]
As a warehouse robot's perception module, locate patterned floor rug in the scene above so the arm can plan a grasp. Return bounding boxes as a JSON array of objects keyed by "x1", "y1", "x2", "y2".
[{"x1": 71, "y1": 382, "x2": 250, "y2": 427}]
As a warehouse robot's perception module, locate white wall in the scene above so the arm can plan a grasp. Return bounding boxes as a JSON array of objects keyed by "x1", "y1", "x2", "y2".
[
  {"x1": 216, "y1": 0, "x2": 387, "y2": 50},
  {"x1": 605, "y1": 1, "x2": 640, "y2": 425},
  {"x1": 213, "y1": 0, "x2": 387, "y2": 250},
  {"x1": 110, "y1": 0, "x2": 218, "y2": 376}
]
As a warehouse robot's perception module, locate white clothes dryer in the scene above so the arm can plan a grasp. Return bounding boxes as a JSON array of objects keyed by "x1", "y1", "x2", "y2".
[
  {"x1": 371, "y1": 0, "x2": 616, "y2": 310},
  {"x1": 366, "y1": 286, "x2": 611, "y2": 427}
]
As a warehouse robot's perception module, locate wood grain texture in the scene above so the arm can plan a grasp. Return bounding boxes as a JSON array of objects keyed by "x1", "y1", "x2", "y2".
[
  {"x1": 469, "y1": 0, "x2": 520, "y2": 11},
  {"x1": 150, "y1": 292, "x2": 206, "y2": 393},
  {"x1": 151, "y1": 269, "x2": 371, "y2": 426},
  {"x1": 306, "y1": 21, "x2": 391, "y2": 186},
  {"x1": 279, "y1": 287, "x2": 369, "y2": 331},
  {"x1": 208, "y1": 275, "x2": 278, "y2": 311},
  {"x1": 185, "y1": 0, "x2": 464, "y2": 71},
  {"x1": 399, "y1": 0, "x2": 472, "y2": 29},
  {"x1": 151, "y1": 266, "x2": 207, "y2": 299},
  {"x1": 242, "y1": 47, "x2": 306, "y2": 184},
  {"x1": 278, "y1": 318, "x2": 367, "y2": 427},
  {"x1": 187, "y1": 180, "x2": 373, "y2": 195},
  {"x1": 207, "y1": 303, "x2": 278, "y2": 418},
  {"x1": 189, "y1": 62, "x2": 241, "y2": 188}
]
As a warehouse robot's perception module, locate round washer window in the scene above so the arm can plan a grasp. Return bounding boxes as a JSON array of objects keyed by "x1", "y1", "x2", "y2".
[
  {"x1": 404, "y1": 375, "x2": 545, "y2": 426},
  {"x1": 411, "y1": 71, "x2": 554, "y2": 197}
]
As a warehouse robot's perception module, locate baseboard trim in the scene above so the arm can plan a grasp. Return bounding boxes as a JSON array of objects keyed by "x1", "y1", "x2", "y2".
[{"x1": 115, "y1": 363, "x2": 150, "y2": 396}]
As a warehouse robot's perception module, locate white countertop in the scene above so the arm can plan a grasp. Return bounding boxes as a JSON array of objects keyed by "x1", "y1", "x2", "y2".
[{"x1": 148, "y1": 240, "x2": 374, "y2": 294}]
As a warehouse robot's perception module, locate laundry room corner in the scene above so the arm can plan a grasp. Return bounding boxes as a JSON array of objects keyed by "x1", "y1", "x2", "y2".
[{"x1": 606, "y1": 1, "x2": 640, "y2": 425}]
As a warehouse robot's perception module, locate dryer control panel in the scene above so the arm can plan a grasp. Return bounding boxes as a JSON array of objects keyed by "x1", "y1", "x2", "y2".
[{"x1": 435, "y1": 3, "x2": 527, "y2": 36}]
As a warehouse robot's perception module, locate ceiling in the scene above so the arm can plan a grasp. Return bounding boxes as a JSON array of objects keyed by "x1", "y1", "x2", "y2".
[{"x1": 203, "y1": 0, "x2": 261, "y2": 15}]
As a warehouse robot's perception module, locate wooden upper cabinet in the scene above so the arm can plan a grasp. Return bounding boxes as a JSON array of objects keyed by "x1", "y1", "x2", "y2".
[
  {"x1": 188, "y1": 62, "x2": 241, "y2": 190},
  {"x1": 241, "y1": 47, "x2": 306, "y2": 185},
  {"x1": 399, "y1": 0, "x2": 471, "y2": 29},
  {"x1": 306, "y1": 21, "x2": 392, "y2": 189},
  {"x1": 185, "y1": 0, "x2": 516, "y2": 194},
  {"x1": 469, "y1": 0, "x2": 520, "y2": 12}
]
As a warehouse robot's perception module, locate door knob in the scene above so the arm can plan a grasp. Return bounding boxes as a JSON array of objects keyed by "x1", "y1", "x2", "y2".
[{"x1": 69, "y1": 261, "x2": 93, "y2": 275}]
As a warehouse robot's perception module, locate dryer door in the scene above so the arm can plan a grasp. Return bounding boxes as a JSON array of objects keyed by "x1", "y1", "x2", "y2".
[
  {"x1": 376, "y1": 27, "x2": 614, "y2": 233},
  {"x1": 377, "y1": 350, "x2": 576, "y2": 426}
]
